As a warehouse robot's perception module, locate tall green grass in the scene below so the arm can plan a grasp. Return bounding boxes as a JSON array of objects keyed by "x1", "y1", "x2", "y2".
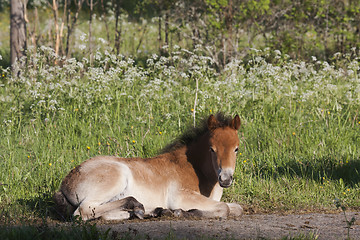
[{"x1": 0, "y1": 46, "x2": 359, "y2": 223}]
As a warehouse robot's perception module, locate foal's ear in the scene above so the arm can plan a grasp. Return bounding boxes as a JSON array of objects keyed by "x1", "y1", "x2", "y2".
[
  {"x1": 231, "y1": 115, "x2": 241, "y2": 130},
  {"x1": 207, "y1": 114, "x2": 219, "y2": 131}
]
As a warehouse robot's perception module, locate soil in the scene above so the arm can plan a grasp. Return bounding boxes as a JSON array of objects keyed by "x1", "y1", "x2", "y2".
[{"x1": 98, "y1": 211, "x2": 360, "y2": 240}]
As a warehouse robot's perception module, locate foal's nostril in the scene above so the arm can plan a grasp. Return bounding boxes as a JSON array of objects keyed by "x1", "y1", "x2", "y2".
[{"x1": 218, "y1": 173, "x2": 233, "y2": 188}]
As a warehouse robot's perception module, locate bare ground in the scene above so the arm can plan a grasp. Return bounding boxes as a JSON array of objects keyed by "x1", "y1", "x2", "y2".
[{"x1": 98, "y1": 212, "x2": 360, "y2": 240}]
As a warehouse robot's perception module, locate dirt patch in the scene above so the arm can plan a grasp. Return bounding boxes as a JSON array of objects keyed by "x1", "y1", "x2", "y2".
[{"x1": 98, "y1": 212, "x2": 360, "y2": 239}]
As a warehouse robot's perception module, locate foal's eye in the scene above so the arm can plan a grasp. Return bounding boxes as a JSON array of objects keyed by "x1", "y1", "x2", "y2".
[
  {"x1": 210, "y1": 147, "x2": 215, "y2": 153},
  {"x1": 235, "y1": 147, "x2": 239, "y2": 153}
]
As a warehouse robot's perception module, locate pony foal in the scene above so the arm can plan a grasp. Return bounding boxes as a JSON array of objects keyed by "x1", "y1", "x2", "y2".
[{"x1": 54, "y1": 114, "x2": 243, "y2": 220}]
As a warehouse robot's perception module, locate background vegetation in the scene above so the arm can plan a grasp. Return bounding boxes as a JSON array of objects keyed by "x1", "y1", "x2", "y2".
[
  {"x1": 0, "y1": 0, "x2": 359, "y2": 238},
  {"x1": 1, "y1": 0, "x2": 360, "y2": 70}
]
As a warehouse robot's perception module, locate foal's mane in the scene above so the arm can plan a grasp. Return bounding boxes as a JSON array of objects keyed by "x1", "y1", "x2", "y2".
[{"x1": 161, "y1": 113, "x2": 234, "y2": 153}]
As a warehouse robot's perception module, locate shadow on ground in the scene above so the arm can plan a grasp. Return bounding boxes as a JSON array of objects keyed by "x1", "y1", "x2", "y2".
[{"x1": 256, "y1": 156, "x2": 360, "y2": 187}]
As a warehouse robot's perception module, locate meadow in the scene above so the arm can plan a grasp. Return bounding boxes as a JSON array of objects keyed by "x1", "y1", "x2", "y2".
[{"x1": 1, "y1": 41, "x2": 359, "y2": 227}]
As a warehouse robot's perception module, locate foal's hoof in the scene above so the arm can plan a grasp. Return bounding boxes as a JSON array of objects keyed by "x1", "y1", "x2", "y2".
[
  {"x1": 133, "y1": 208, "x2": 144, "y2": 219},
  {"x1": 173, "y1": 209, "x2": 184, "y2": 217},
  {"x1": 160, "y1": 209, "x2": 174, "y2": 217},
  {"x1": 150, "y1": 207, "x2": 163, "y2": 218},
  {"x1": 150, "y1": 208, "x2": 174, "y2": 218}
]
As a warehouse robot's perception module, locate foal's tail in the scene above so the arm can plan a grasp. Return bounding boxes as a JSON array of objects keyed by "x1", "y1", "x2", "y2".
[{"x1": 53, "y1": 191, "x2": 77, "y2": 220}]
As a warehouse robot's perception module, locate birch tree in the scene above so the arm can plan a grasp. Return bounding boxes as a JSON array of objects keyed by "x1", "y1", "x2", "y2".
[{"x1": 10, "y1": 0, "x2": 27, "y2": 70}]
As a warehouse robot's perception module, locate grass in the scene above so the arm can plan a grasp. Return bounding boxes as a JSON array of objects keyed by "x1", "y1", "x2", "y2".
[{"x1": 0, "y1": 43, "x2": 359, "y2": 239}]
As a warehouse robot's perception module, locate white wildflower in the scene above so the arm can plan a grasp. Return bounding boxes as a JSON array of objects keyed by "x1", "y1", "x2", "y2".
[
  {"x1": 274, "y1": 50, "x2": 281, "y2": 55},
  {"x1": 181, "y1": 72, "x2": 189, "y2": 78},
  {"x1": 98, "y1": 38, "x2": 107, "y2": 44},
  {"x1": 159, "y1": 56, "x2": 167, "y2": 63},
  {"x1": 334, "y1": 52, "x2": 341, "y2": 58},
  {"x1": 49, "y1": 99, "x2": 58, "y2": 105},
  {"x1": 80, "y1": 33, "x2": 87, "y2": 41},
  {"x1": 119, "y1": 60, "x2": 127, "y2": 68},
  {"x1": 104, "y1": 95, "x2": 113, "y2": 101},
  {"x1": 79, "y1": 44, "x2": 86, "y2": 51},
  {"x1": 95, "y1": 51, "x2": 102, "y2": 61},
  {"x1": 77, "y1": 62, "x2": 84, "y2": 69}
]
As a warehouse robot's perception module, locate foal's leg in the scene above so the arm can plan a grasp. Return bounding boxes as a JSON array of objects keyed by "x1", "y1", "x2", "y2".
[
  {"x1": 74, "y1": 196, "x2": 145, "y2": 220},
  {"x1": 226, "y1": 203, "x2": 243, "y2": 217},
  {"x1": 174, "y1": 191, "x2": 242, "y2": 219}
]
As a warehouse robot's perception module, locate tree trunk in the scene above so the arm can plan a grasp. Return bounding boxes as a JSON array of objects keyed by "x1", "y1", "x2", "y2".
[
  {"x1": 135, "y1": 23, "x2": 148, "y2": 53},
  {"x1": 165, "y1": 12, "x2": 169, "y2": 46},
  {"x1": 323, "y1": 5, "x2": 329, "y2": 59},
  {"x1": 51, "y1": 0, "x2": 60, "y2": 57},
  {"x1": 101, "y1": 0, "x2": 110, "y2": 43},
  {"x1": 10, "y1": 0, "x2": 27, "y2": 69},
  {"x1": 88, "y1": 0, "x2": 94, "y2": 65},
  {"x1": 59, "y1": 0, "x2": 67, "y2": 56},
  {"x1": 158, "y1": 15, "x2": 162, "y2": 53},
  {"x1": 114, "y1": 0, "x2": 122, "y2": 55},
  {"x1": 65, "y1": 0, "x2": 84, "y2": 58},
  {"x1": 224, "y1": 0, "x2": 233, "y2": 61}
]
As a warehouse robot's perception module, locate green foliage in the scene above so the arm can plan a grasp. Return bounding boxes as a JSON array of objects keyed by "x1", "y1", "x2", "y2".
[
  {"x1": 0, "y1": 0, "x2": 8, "y2": 11},
  {"x1": 242, "y1": 0, "x2": 270, "y2": 17},
  {"x1": 3, "y1": 0, "x2": 360, "y2": 70},
  {"x1": 265, "y1": 0, "x2": 360, "y2": 59}
]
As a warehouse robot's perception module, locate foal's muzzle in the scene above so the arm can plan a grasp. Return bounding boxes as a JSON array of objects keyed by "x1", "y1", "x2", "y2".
[{"x1": 218, "y1": 170, "x2": 233, "y2": 188}]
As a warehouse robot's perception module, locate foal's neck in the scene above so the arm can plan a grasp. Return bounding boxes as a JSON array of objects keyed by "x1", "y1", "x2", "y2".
[{"x1": 186, "y1": 132, "x2": 218, "y2": 193}]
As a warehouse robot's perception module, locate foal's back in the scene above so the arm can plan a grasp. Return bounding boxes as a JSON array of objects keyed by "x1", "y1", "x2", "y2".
[{"x1": 58, "y1": 150, "x2": 199, "y2": 215}]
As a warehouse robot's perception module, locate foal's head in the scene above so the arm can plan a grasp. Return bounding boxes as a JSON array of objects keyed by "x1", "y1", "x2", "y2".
[{"x1": 207, "y1": 114, "x2": 241, "y2": 188}]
